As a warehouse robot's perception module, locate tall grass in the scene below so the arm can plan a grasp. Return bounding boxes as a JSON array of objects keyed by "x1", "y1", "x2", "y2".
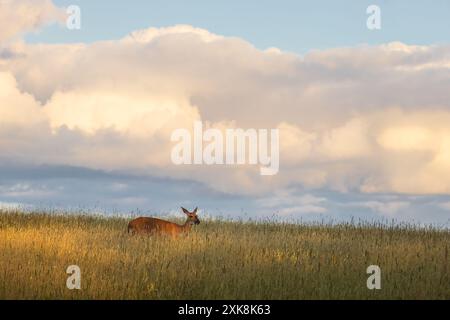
[{"x1": 0, "y1": 210, "x2": 448, "y2": 299}]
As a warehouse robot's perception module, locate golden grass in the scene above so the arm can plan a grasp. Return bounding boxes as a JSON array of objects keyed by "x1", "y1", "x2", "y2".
[{"x1": 0, "y1": 210, "x2": 448, "y2": 299}]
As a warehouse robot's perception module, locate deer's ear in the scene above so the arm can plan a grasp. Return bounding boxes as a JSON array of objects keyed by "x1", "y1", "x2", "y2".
[
  {"x1": 181, "y1": 207, "x2": 190, "y2": 215},
  {"x1": 193, "y1": 207, "x2": 198, "y2": 214}
]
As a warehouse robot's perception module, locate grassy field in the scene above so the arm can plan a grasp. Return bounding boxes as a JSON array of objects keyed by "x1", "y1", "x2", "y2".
[{"x1": 0, "y1": 210, "x2": 448, "y2": 300}]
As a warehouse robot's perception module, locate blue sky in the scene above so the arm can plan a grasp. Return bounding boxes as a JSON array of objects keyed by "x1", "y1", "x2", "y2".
[
  {"x1": 28, "y1": 0, "x2": 450, "y2": 53},
  {"x1": 1, "y1": 1, "x2": 450, "y2": 227}
]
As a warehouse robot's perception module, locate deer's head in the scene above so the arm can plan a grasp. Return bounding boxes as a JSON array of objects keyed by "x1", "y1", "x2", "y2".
[{"x1": 181, "y1": 207, "x2": 200, "y2": 225}]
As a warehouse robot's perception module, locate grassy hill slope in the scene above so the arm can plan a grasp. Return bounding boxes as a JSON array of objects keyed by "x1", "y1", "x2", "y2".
[{"x1": 0, "y1": 210, "x2": 448, "y2": 299}]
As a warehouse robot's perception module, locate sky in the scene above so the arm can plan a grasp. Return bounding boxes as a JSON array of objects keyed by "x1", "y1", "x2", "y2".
[
  {"x1": 26, "y1": 0, "x2": 450, "y2": 52},
  {"x1": 1, "y1": 0, "x2": 450, "y2": 226}
]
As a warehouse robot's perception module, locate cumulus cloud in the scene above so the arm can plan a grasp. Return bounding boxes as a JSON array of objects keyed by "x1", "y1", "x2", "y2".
[
  {"x1": 0, "y1": 0, "x2": 64, "y2": 43},
  {"x1": 350, "y1": 200, "x2": 411, "y2": 217},
  {"x1": 1, "y1": 23, "x2": 450, "y2": 197},
  {"x1": 0, "y1": 71, "x2": 45, "y2": 126},
  {"x1": 258, "y1": 191, "x2": 328, "y2": 216},
  {"x1": 437, "y1": 202, "x2": 450, "y2": 211}
]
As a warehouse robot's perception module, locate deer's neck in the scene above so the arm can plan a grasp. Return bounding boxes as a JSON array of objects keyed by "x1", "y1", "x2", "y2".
[{"x1": 181, "y1": 220, "x2": 192, "y2": 231}]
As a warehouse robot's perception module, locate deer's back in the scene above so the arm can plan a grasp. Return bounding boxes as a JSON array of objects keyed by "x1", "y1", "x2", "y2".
[{"x1": 128, "y1": 217, "x2": 180, "y2": 235}]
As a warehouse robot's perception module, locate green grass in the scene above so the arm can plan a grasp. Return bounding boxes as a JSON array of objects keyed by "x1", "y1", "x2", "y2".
[{"x1": 0, "y1": 210, "x2": 448, "y2": 299}]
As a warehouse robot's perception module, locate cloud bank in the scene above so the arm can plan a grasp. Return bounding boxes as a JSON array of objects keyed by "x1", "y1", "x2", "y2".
[{"x1": 1, "y1": 21, "x2": 450, "y2": 199}]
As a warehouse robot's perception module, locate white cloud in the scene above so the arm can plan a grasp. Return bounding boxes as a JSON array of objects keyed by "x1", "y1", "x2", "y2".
[
  {"x1": 277, "y1": 205, "x2": 327, "y2": 216},
  {"x1": 351, "y1": 200, "x2": 411, "y2": 217},
  {"x1": 1, "y1": 22, "x2": 450, "y2": 198},
  {"x1": 0, "y1": 0, "x2": 64, "y2": 43},
  {"x1": 0, "y1": 72, "x2": 45, "y2": 126},
  {"x1": 44, "y1": 88, "x2": 200, "y2": 137},
  {"x1": 437, "y1": 202, "x2": 450, "y2": 211},
  {"x1": 257, "y1": 190, "x2": 328, "y2": 216},
  {"x1": 0, "y1": 182, "x2": 54, "y2": 198},
  {"x1": 124, "y1": 24, "x2": 223, "y2": 44},
  {"x1": 0, "y1": 201, "x2": 26, "y2": 210}
]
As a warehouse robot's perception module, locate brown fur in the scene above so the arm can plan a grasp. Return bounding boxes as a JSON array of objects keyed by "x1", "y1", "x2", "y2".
[{"x1": 128, "y1": 207, "x2": 200, "y2": 238}]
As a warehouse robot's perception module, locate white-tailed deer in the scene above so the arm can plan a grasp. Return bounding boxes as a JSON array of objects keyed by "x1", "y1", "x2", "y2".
[{"x1": 127, "y1": 207, "x2": 200, "y2": 237}]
